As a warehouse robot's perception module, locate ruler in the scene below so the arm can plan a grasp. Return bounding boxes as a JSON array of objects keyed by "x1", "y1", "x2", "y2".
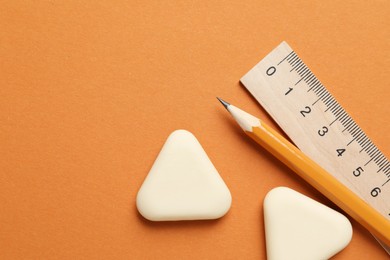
[{"x1": 240, "y1": 42, "x2": 389, "y2": 243}]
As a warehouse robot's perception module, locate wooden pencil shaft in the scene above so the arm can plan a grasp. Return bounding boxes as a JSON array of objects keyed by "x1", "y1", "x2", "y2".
[
  {"x1": 245, "y1": 117, "x2": 390, "y2": 245},
  {"x1": 245, "y1": 123, "x2": 390, "y2": 245}
]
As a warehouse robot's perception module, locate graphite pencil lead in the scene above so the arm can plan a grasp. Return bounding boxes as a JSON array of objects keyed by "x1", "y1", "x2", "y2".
[{"x1": 216, "y1": 97, "x2": 230, "y2": 110}]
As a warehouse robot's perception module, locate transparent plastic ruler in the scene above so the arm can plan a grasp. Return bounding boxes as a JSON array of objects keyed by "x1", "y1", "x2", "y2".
[{"x1": 240, "y1": 42, "x2": 389, "y2": 246}]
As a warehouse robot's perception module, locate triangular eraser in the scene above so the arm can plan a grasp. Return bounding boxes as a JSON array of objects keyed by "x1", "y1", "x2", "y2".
[
  {"x1": 136, "y1": 130, "x2": 232, "y2": 221},
  {"x1": 263, "y1": 187, "x2": 352, "y2": 260}
]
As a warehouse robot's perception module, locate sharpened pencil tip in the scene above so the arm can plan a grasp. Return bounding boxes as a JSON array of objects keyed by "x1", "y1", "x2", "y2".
[{"x1": 216, "y1": 97, "x2": 230, "y2": 110}]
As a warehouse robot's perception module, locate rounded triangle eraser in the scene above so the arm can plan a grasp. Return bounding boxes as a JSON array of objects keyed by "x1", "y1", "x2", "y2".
[
  {"x1": 136, "y1": 130, "x2": 232, "y2": 221},
  {"x1": 263, "y1": 187, "x2": 352, "y2": 260}
]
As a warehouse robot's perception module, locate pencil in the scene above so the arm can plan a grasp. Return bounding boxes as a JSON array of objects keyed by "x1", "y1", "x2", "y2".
[{"x1": 217, "y1": 97, "x2": 390, "y2": 246}]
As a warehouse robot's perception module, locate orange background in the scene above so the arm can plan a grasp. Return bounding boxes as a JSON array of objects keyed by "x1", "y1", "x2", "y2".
[{"x1": 1, "y1": 1, "x2": 389, "y2": 259}]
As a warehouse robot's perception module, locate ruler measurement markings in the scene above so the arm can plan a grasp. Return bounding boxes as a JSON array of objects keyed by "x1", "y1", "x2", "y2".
[
  {"x1": 364, "y1": 145, "x2": 375, "y2": 157},
  {"x1": 376, "y1": 164, "x2": 386, "y2": 174},
  {"x1": 349, "y1": 125, "x2": 360, "y2": 138},
  {"x1": 385, "y1": 165, "x2": 390, "y2": 175},
  {"x1": 306, "y1": 79, "x2": 319, "y2": 91},
  {"x1": 292, "y1": 59, "x2": 304, "y2": 69},
  {"x1": 370, "y1": 150, "x2": 382, "y2": 165},
  {"x1": 299, "y1": 68, "x2": 311, "y2": 79},
  {"x1": 349, "y1": 131, "x2": 364, "y2": 147},
  {"x1": 373, "y1": 151, "x2": 385, "y2": 164},
  {"x1": 348, "y1": 124, "x2": 361, "y2": 138},
  {"x1": 338, "y1": 113, "x2": 350, "y2": 126},
  {"x1": 376, "y1": 160, "x2": 385, "y2": 172},
  {"x1": 311, "y1": 97, "x2": 321, "y2": 106},
  {"x1": 324, "y1": 98, "x2": 336, "y2": 110},
  {"x1": 324, "y1": 96, "x2": 337, "y2": 109},
  {"x1": 384, "y1": 163, "x2": 390, "y2": 171},
  {"x1": 304, "y1": 72, "x2": 316, "y2": 83},
  {"x1": 358, "y1": 132, "x2": 369, "y2": 143},
  {"x1": 302, "y1": 68, "x2": 313, "y2": 79},
  {"x1": 355, "y1": 133, "x2": 367, "y2": 146},
  {"x1": 377, "y1": 156, "x2": 387, "y2": 169},
  {"x1": 341, "y1": 118, "x2": 354, "y2": 132},
  {"x1": 277, "y1": 51, "x2": 294, "y2": 65},
  {"x1": 377, "y1": 163, "x2": 386, "y2": 174},
  {"x1": 348, "y1": 125, "x2": 359, "y2": 138},
  {"x1": 333, "y1": 106, "x2": 345, "y2": 118},
  {"x1": 290, "y1": 60, "x2": 302, "y2": 71},
  {"x1": 286, "y1": 52, "x2": 297, "y2": 61},
  {"x1": 367, "y1": 148, "x2": 379, "y2": 159},
  {"x1": 378, "y1": 159, "x2": 387, "y2": 172},
  {"x1": 312, "y1": 96, "x2": 322, "y2": 106},
  {"x1": 299, "y1": 68, "x2": 311, "y2": 81},
  {"x1": 304, "y1": 74, "x2": 316, "y2": 85},
  {"x1": 290, "y1": 64, "x2": 300, "y2": 72},
  {"x1": 286, "y1": 51, "x2": 296, "y2": 58},
  {"x1": 344, "y1": 120, "x2": 358, "y2": 132},
  {"x1": 367, "y1": 147, "x2": 382, "y2": 166},
  {"x1": 315, "y1": 88, "x2": 327, "y2": 102},
  {"x1": 330, "y1": 109, "x2": 343, "y2": 121},
  {"x1": 296, "y1": 64, "x2": 308, "y2": 75},
  {"x1": 321, "y1": 92, "x2": 332, "y2": 102},
  {"x1": 295, "y1": 77, "x2": 304, "y2": 86},
  {"x1": 291, "y1": 63, "x2": 304, "y2": 73},
  {"x1": 357, "y1": 132, "x2": 369, "y2": 145},
  {"x1": 361, "y1": 138, "x2": 374, "y2": 150},
  {"x1": 307, "y1": 80, "x2": 321, "y2": 92},
  {"x1": 377, "y1": 160, "x2": 386, "y2": 173},
  {"x1": 312, "y1": 83, "x2": 323, "y2": 93},
  {"x1": 357, "y1": 134, "x2": 369, "y2": 145},
  {"x1": 359, "y1": 139, "x2": 371, "y2": 152},
  {"x1": 350, "y1": 131, "x2": 360, "y2": 142},
  {"x1": 330, "y1": 106, "x2": 343, "y2": 120},
  {"x1": 342, "y1": 118, "x2": 354, "y2": 132},
  {"x1": 307, "y1": 76, "x2": 319, "y2": 88},
  {"x1": 347, "y1": 136, "x2": 358, "y2": 146},
  {"x1": 241, "y1": 42, "x2": 389, "y2": 224},
  {"x1": 366, "y1": 143, "x2": 377, "y2": 155},
  {"x1": 288, "y1": 55, "x2": 300, "y2": 66},
  {"x1": 365, "y1": 158, "x2": 374, "y2": 166},
  {"x1": 313, "y1": 80, "x2": 323, "y2": 93},
  {"x1": 287, "y1": 52, "x2": 298, "y2": 62},
  {"x1": 382, "y1": 162, "x2": 389, "y2": 171},
  {"x1": 289, "y1": 61, "x2": 302, "y2": 72},
  {"x1": 329, "y1": 101, "x2": 341, "y2": 112},
  {"x1": 316, "y1": 86, "x2": 327, "y2": 97},
  {"x1": 329, "y1": 118, "x2": 338, "y2": 126}
]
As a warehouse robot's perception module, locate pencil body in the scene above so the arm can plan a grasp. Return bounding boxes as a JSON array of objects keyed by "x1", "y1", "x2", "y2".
[{"x1": 222, "y1": 100, "x2": 390, "y2": 246}]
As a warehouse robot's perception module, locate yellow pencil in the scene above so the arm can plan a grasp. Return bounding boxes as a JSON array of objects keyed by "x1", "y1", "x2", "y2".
[{"x1": 217, "y1": 97, "x2": 390, "y2": 246}]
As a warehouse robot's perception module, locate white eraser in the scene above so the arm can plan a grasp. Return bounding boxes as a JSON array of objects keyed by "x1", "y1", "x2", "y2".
[
  {"x1": 136, "y1": 130, "x2": 232, "y2": 221},
  {"x1": 264, "y1": 187, "x2": 352, "y2": 260}
]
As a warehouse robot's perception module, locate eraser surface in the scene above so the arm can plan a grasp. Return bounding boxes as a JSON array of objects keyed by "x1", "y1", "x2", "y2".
[
  {"x1": 264, "y1": 187, "x2": 352, "y2": 260},
  {"x1": 136, "y1": 130, "x2": 231, "y2": 221}
]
